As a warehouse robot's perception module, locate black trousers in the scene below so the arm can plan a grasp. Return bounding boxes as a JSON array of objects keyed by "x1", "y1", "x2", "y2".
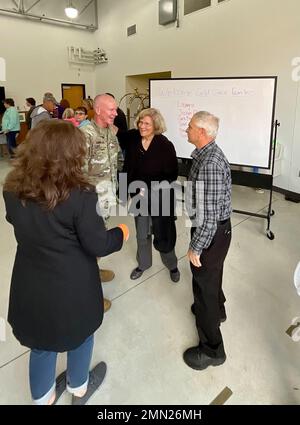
[{"x1": 190, "y1": 220, "x2": 231, "y2": 358}]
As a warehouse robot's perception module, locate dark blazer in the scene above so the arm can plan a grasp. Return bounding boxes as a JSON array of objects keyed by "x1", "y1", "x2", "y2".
[{"x1": 3, "y1": 189, "x2": 123, "y2": 352}]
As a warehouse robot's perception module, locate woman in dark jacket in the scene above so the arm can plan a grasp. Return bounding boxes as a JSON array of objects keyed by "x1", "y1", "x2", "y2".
[
  {"x1": 3, "y1": 120, "x2": 128, "y2": 405},
  {"x1": 117, "y1": 108, "x2": 180, "y2": 283},
  {"x1": 25, "y1": 97, "x2": 36, "y2": 129}
]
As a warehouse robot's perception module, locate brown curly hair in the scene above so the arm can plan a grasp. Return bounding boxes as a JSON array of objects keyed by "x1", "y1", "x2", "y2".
[{"x1": 4, "y1": 120, "x2": 93, "y2": 210}]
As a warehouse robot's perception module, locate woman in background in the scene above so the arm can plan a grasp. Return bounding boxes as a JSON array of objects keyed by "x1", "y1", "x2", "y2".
[
  {"x1": 75, "y1": 106, "x2": 90, "y2": 128},
  {"x1": 82, "y1": 98, "x2": 95, "y2": 121},
  {"x1": 62, "y1": 107, "x2": 78, "y2": 126},
  {"x1": 25, "y1": 97, "x2": 36, "y2": 130},
  {"x1": 57, "y1": 98, "x2": 70, "y2": 119},
  {"x1": 3, "y1": 120, "x2": 128, "y2": 405},
  {"x1": 2, "y1": 98, "x2": 20, "y2": 158}
]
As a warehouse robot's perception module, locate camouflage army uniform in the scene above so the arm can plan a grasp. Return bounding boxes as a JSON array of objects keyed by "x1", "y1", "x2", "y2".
[{"x1": 80, "y1": 120, "x2": 120, "y2": 221}]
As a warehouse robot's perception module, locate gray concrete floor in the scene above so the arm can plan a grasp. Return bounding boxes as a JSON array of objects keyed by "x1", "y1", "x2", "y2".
[{"x1": 0, "y1": 157, "x2": 299, "y2": 405}]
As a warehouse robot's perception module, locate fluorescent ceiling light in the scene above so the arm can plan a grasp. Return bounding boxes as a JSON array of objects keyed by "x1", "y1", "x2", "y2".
[{"x1": 65, "y1": 4, "x2": 78, "y2": 19}]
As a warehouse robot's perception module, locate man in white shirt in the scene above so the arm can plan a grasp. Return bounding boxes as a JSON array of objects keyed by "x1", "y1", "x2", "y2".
[{"x1": 30, "y1": 93, "x2": 56, "y2": 128}]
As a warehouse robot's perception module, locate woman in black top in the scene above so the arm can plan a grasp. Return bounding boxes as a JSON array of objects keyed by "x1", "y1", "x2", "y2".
[
  {"x1": 25, "y1": 97, "x2": 36, "y2": 129},
  {"x1": 3, "y1": 120, "x2": 128, "y2": 405},
  {"x1": 117, "y1": 108, "x2": 180, "y2": 283}
]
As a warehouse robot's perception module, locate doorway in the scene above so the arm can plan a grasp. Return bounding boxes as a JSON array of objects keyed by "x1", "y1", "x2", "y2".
[
  {"x1": 61, "y1": 84, "x2": 86, "y2": 109},
  {"x1": 123, "y1": 71, "x2": 171, "y2": 128}
]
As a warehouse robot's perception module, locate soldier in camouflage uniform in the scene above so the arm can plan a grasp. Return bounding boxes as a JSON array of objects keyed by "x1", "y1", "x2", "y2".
[
  {"x1": 80, "y1": 94, "x2": 120, "y2": 313},
  {"x1": 81, "y1": 119, "x2": 119, "y2": 220}
]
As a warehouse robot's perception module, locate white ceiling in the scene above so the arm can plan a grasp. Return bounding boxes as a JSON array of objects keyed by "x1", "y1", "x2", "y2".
[{"x1": 0, "y1": 0, "x2": 98, "y2": 31}]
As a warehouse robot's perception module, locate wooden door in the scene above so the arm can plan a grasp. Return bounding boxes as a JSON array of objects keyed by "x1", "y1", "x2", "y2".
[{"x1": 61, "y1": 84, "x2": 86, "y2": 109}]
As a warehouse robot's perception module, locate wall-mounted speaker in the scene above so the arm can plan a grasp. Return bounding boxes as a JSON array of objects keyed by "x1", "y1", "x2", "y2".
[{"x1": 159, "y1": 0, "x2": 177, "y2": 25}]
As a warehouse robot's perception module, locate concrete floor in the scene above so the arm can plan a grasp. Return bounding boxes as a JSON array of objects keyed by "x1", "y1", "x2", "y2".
[{"x1": 0, "y1": 157, "x2": 299, "y2": 405}]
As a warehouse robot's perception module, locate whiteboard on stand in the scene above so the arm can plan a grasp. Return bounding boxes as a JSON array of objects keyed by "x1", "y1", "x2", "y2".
[{"x1": 150, "y1": 77, "x2": 277, "y2": 168}]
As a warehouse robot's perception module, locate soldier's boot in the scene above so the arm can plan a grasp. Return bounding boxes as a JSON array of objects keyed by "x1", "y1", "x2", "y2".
[
  {"x1": 99, "y1": 269, "x2": 115, "y2": 283},
  {"x1": 104, "y1": 298, "x2": 112, "y2": 313}
]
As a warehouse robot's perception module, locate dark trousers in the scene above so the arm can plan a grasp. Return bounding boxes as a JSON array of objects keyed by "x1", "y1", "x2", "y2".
[
  {"x1": 6, "y1": 131, "x2": 18, "y2": 156},
  {"x1": 134, "y1": 215, "x2": 178, "y2": 271},
  {"x1": 190, "y1": 220, "x2": 231, "y2": 358}
]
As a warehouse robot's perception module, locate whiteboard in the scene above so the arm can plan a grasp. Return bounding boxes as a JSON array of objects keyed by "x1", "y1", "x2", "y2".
[{"x1": 150, "y1": 77, "x2": 277, "y2": 168}]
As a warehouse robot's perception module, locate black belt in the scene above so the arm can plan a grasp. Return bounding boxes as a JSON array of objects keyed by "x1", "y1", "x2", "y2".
[{"x1": 218, "y1": 218, "x2": 230, "y2": 225}]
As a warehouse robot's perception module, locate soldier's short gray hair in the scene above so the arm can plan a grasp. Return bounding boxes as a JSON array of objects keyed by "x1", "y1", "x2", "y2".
[
  {"x1": 135, "y1": 108, "x2": 167, "y2": 135},
  {"x1": 193, "y1": 111, "x2": 219, "y2": 139}
]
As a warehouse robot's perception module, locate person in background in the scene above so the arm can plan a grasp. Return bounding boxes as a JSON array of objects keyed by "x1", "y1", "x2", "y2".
[
  {"x1": 117, "y1": 108, "x2": 180, "y2": 283},
  {"x1": 82, "y1": 98, "x2": 95, "y2": 121},
  {"x1": 25, "y1": 98, "x2": 36, "y2": 130},
  {"x1": 184, "y1": 111, "x2": 232, "y2": 371},
  {"x1": 2, "y1": 98, "x2": 20, "y2": 158},
  {"x1": 74, "y1": 106, "x2": 90, "y2": 128},
  {"x1": 30, "y1": 93, "x2": 56, "y2": 129},
  {"x1": 3, "y1": 120, "x2": 129, "y2": 405},
  {"x1": 106, "y1": 93, "x2": 128, "y2": 165},
  {"x1": 294, "y1": 262, "x2": 300, "y2": 296},
  {"x1": 80, "y1": 94, "x2": 120, "y2": 312},
  {"x1": 62, "y1": 108, "x2": 78, "y2": 126},
  {"x1": 105, "y1": 93, "x2": 128, "y2": 133},
  {"x1": 57, "y1": 99, "x2": 70, "y2": 119}
]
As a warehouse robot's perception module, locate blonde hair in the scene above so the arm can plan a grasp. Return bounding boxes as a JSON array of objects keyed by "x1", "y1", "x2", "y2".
[
  {"x1": 135, "y1": 108, "x2": 166, "y2": 135},
  {"x1": 82, "y1": 98, "x2": 94, "y2": 110},
  {"x1": 62, "y1": 108, "x2": 75, "y2": 119}
]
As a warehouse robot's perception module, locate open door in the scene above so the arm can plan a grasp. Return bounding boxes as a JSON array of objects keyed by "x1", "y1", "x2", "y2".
[
  {"x1": 124, "y1": 71, "x2": 171, "y2": 128},
  {"x1": 61, "y1": 84, "x2": 86, "y2": 109}
]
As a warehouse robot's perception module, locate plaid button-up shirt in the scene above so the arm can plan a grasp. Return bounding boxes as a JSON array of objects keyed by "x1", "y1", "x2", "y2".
[{"x1": 186, "y1": 141, "x2": 232, "y2": 255}]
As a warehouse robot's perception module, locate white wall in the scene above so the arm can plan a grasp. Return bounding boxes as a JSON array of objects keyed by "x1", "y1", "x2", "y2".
[
  {"x1": 94, "y1": 0, "x2": 300, "y2": 193},
  {"x1": 0, "y1": 15, "x2": 97, "y2": 110},
  {"x1": 1, "y1": 1, "x2": 299, "y2": 192}
]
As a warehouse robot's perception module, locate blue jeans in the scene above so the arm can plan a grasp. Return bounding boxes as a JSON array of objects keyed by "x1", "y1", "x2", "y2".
[
  {"x1": 29, "y1": 334, "x2": 94, "y2": 404},
  {"x1": 6, "y1": 131, "x2": 18, "y2": 156}
]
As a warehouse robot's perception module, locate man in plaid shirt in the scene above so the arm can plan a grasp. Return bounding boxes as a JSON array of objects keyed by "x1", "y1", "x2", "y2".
[{"x1": 184, "y1": 111, "x2": 232, "y2": 371}]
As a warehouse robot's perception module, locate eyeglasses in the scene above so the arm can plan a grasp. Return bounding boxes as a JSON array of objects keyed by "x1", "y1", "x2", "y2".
[
  {"x1": 138, "y1": 121, "x2": 153, "y2": 127},
  {"x1": 75, "y1": 111, "x2": 85, "y2": 115}
]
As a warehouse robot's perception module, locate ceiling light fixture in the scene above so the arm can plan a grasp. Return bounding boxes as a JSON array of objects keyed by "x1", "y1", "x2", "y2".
[{"x1": 65, "y1": 2, "x2": 78, "y2": 19}]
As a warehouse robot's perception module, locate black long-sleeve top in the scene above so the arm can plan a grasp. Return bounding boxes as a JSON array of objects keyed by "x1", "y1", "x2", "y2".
[
  {"x1": 117, "y1": 129, "x2": 178, "y2": 189},
  {"x1": 118, "y1": 129, "x2": 179, "y2": 253}
]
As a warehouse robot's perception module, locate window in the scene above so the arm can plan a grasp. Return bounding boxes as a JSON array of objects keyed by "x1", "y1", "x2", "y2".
[{"x1": 184, "y1": 0, "x2": 211, "y2": 16}]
